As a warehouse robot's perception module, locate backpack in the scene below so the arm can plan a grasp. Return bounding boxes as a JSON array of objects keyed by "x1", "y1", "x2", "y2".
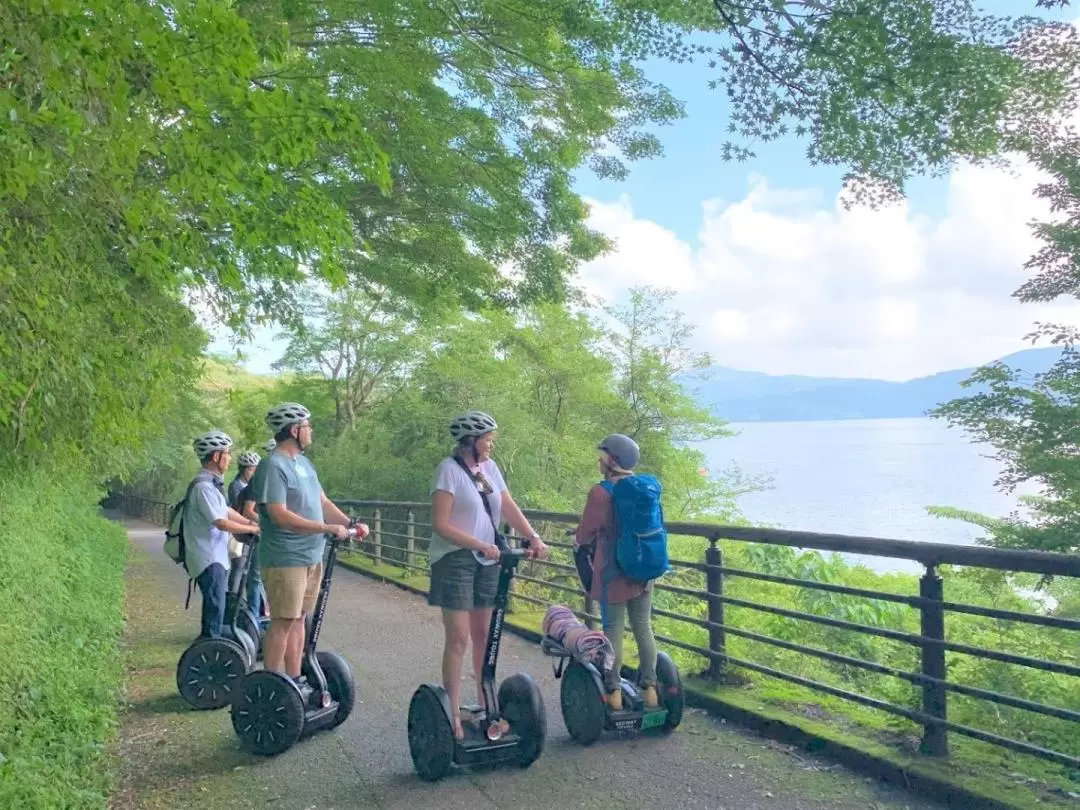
[
  {"x1": 600, "y1": 473, "x2": 670, "y2": 582},
  {"x1": 163, "y1": 474, "x2": 210, "y2": 572}
]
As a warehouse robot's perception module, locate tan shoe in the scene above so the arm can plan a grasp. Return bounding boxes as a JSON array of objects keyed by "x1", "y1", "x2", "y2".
[
  {"x1": 607, "y1": 688, "x2": 622, "y2": 711},
  {"x1": 642, "y1": 686, "x2": 659, "y2": 708}
]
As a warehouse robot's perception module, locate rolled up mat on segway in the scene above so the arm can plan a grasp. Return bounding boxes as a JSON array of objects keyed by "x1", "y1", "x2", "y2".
[{"x1": 542, "y1": 605, "x2": 613, "y2": 670}]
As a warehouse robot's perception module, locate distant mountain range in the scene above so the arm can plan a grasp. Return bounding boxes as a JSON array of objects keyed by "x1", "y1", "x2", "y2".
[{"x1": 681, "y1": 347, "x2": 1062, "y2": 422}]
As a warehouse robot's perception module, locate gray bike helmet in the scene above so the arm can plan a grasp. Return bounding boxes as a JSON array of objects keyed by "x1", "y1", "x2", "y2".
[
  {"x1": 449, "y1": 410, "x2": 498, "y2": 442},
  {"x1": 237, "y1": 450, "x2": 261, "y2": 468},
  {"x1": 193, "y1": 430, "x2": 233, "y2": 459},
  {"x1": 266, "y1": 402, "x2": 311, "y2": 434},
  {"x1": 265, "y1": 438, "x2": 277, "y2": 452},
  {"x1": 598, "y1": 433, "x2": 640, "y2": 470}
]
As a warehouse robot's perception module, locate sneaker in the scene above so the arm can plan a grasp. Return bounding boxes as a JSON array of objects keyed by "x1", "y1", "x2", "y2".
[
  {"x1": 608, "y1": 688, "x2": 622, "y2": 711},
  {"x1": 642, "y1": 685, "x2": 659, "y2": 708}
]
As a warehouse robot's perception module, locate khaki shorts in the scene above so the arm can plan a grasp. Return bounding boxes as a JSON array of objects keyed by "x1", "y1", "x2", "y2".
[{"x1": 262, "y1": 562, "x2": 323, "y2": 619}]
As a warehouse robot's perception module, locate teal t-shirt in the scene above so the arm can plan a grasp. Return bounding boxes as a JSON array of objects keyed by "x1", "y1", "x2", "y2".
[{"x1": 252, "y1": 451, "x2": 326, "y2": 568}]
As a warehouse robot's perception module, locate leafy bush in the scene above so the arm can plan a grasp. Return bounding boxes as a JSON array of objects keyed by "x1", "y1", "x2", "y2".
[{"x1": 0, "y1": 470, "x2": 127, "y2": 809}]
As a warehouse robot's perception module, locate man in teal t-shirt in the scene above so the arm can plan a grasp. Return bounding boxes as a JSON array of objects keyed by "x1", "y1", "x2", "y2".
[{"x1": 254, "y1": 402, "x2": 355, "y2": 678}]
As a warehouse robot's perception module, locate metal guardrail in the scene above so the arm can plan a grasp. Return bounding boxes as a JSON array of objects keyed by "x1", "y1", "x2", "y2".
[
  {"x1": 112, "y1": 491, "x2": 1080, "y2": 770},
  {"x1": 109, "y1": 492, "x2": 170, "y2": 526}
]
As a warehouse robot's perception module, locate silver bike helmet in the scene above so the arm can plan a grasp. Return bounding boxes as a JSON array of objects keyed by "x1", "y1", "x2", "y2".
[
  {"x1": 193, "y1": 430, "x2": 233, "y2": 459},
  {"x1": 266, "y1": 402, "x2": 311, "y2": 434},
  {"x1": 449, "y1": 411, "x2": 498, "y2": 442}
]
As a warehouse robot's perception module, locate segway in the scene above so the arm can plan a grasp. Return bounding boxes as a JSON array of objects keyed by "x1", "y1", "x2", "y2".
[
  {"x1": 176, "y1": 536, "x2": 262, "y2": 710},
  {"x1": 407, "y1": 543, "x2": 546, "y2": 782},
  {"x1": 235, "y1": 562, "x2": 270, "y2": 661},
  {"x1": 230, "y1": 525, "x2": 363, "y2": 756},
  {"x1": 541, "y1": 529, "x2": 683, "y2": 745}
]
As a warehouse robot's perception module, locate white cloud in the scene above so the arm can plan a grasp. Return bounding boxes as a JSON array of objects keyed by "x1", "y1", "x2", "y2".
[{"x1": 576, "y1": 158, "x2": 1080, "y2": 381}]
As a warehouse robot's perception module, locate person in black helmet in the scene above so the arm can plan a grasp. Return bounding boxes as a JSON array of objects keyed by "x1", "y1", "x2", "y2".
[
  {"x1": 573, "y1": 433, "x2": 659, "y2": 711},
  {"x1": 428, "y1": 410, "x2": 550, "y2": 739}
]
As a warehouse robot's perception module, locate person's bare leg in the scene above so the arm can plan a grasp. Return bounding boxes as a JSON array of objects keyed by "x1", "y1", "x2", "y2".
[
  {"x1": 285, "y1": 617, "x2": 305, "y2": 678},
  {"x1": 442, "y1": 609, "x2": 470, "y2": 739},
  {"x1": 263, "y1": 618, "x2": 292, "y2": 674}
]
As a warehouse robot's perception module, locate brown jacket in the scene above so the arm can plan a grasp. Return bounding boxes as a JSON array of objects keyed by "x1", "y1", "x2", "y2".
[{"x1": 574, "y1": 481, "x2": 648, "y2": 606}]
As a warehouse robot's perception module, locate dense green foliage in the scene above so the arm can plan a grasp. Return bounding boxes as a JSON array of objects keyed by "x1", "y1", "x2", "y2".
[
  {"x1": 4, "y1": 0, "x2": 1073, "y2": 477},
  {"x1": 5, "y1": 0, "x2": 1078, "y2": 802},
  {"x1": 131, "y1": 286, "x2": 755, "y2": 517},
  {"x1": 0, "y1": 471, "x2": 128, "y2": 809}
]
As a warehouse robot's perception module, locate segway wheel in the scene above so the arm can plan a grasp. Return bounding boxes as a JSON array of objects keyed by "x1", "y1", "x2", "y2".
[
  {"x1": 498, "y1": 672, "x2": 546, "y2": 768},
  {"x1": 656, "y1": 652, "x2": 684, "y2": 732},
  {"x1": 559, "y1": 660, "x2": 605, "y2": 745},
  {"x1": 176, "y1": 638, "x2": 248, "y2": 711},
  {"x1": 230, "y1": 670, "x2": 306, "y2": 756},
  {"x1": 317, "y1": 650, "x2": 356, "y2": 728},
  {"x1": 407, "y1": 685, "x2": 455, "y2": 782}
]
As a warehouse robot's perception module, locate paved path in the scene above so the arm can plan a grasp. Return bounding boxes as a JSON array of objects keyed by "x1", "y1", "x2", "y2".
[{"x1": 120, "y1": 517, "x2": 935, "y2": 810}]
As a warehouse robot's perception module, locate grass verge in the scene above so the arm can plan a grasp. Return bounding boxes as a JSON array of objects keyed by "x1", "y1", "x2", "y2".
[
  {"x1": 108, "y1": 527, "x2": 292, "y2": 810},
  {"x1": 0, "y1": 473, "x2": 128, "y2": 809}
]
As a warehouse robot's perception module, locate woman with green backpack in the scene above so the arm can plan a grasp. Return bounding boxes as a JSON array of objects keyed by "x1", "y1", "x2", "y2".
[{"x1": 573, "y1": 433, "x2": 664, "y2": 711}]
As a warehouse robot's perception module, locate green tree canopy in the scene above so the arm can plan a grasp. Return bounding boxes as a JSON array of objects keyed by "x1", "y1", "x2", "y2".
[{"x1": 4, "y1": 0, "x2": 1075, "y2": 474}]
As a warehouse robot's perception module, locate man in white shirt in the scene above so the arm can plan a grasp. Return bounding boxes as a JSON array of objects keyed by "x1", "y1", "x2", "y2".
[{"x1": 183, "y1": 430, "x2": 260, "y2": 639}]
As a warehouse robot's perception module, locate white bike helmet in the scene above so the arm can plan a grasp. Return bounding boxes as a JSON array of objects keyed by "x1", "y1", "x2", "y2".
[
  {"x1": 266, "y1": 402, "x2": 311, "y2": 434},
  {"x1": 265, "y1": 438, "x2": 277, "y2": 452},
  {"x1": 449, "y1": 411, "x2": 498, "y2": 442},
  {"x1": 237, "y1": 450, "x2": 261, "y2": 468},
  {"x1": 193, "y1": 430, "x2": 233, "y2": 458}
]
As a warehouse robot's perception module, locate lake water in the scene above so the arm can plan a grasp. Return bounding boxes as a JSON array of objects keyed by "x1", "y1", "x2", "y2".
[{"x1": 700, "y1": 417, "x2": 1039, "y2": 575}]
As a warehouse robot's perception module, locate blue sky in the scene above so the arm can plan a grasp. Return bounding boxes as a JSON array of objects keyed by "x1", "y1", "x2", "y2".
[{"x1": 214, "y1": 1, "x2": 1080, "y2": 381}]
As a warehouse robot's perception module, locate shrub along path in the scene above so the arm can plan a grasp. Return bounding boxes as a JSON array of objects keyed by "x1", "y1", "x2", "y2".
[{"x1": 110, "y1": 516, "x2": 935, "y2": 810}]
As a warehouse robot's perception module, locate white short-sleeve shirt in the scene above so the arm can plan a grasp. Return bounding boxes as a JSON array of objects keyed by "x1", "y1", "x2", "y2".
[{"x1": 429, "y1": 456, "x2": 507, "y2": 566}]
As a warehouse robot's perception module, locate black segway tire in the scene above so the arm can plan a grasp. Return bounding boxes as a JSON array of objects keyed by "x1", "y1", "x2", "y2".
[
  {"x1": 498, "y1": 672, "x2": 546, "y2": 768},
  {"x1": 407, "y1": 685, "x2": 455, "y2": 782},
  {"x1": 230, "y1": 670, "x2": 306, "y2": 756},
  {"x1": 317, "y1": 650, "x2": 356, "y2": 728},
  {"x1": 176, "y1": 637, "x2": 248, "y2": 710},
  {"x1": 559, "y1": 660, "x2": 605, "y2": 745},
  {"x1": 656, "y1": 652, "x2": 684, "y2": 732}
]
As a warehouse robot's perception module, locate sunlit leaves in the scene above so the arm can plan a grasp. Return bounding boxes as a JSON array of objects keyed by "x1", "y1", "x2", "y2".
[{"x1": 706, "y1": 1, "x2": 1075, "y2": 205}]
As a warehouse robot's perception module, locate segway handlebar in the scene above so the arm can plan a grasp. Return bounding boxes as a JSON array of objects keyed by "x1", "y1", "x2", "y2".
[{"x1": 325, "y1": 522, "x2": 369, "y2": 546}]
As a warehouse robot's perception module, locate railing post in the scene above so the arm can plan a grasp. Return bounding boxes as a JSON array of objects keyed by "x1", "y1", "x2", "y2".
[
  {"x1": 706, "y1": 535, "x2": 727, "y2": 681},
  {"x1": 373, "y1": 509, "x2": 382, "y2": 566},
  {"x1": 406, "y1": 509, "x2": 416, "y2": 569},
  {"x1": 918, "y1": 564, "x2": 948, "y2": 757}
]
